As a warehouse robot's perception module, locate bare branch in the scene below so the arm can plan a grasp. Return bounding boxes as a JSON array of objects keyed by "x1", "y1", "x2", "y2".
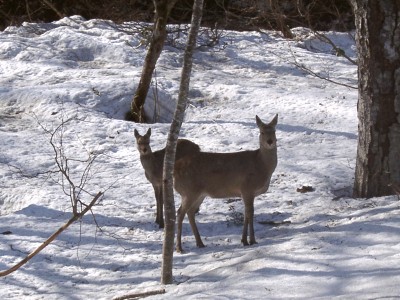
[
  {"x1": 312, "y1": 31, "x2": 357, "y2": 65},
  {"x1": 5, "y1": 163, "x2": 58, "y2": 179},
  {"x1": 291, "y1": 58, "x2": 358, "y2": 90},
  {"x1": 0, "y1": 192, "x2": 103, "y2": 277},
  {"x1": 258, "y1": 26, "x2": 358, "y2": 90},
  {"x1": 2, "y1": 108, "x2": 133, "y2": 276},
  {"x1": 40, "y1": 0, "x2": 65, "y2": 19},
  {"x1": 113, "y1": 289, "x2": 166, "y2": 300}
]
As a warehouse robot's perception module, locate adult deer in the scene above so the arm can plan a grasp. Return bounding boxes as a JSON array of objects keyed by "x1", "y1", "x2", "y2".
[
  {"x1": 134, "y1": 128, "x2": 200, "y2": 228},
  {"x1": 174, "y1": 115, "x2": 278, "y2": 252}
]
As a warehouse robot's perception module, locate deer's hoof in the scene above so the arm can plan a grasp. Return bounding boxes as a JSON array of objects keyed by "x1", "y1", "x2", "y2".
[
  {"x1": 156, "y1": 219, "x2": 164, "y2": 229},
  {"x1": 176, "y1": 246, "x2": 184, "y2": 253}
]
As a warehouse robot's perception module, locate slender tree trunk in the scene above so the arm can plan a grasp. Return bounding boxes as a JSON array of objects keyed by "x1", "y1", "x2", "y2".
[
  {"x1": 352, "y1": 0, "x2": 400, "y2": 197},
  {"x1": 161, "y1": 0, "x2": 204, "y2": 285},
  {"x1": 130, "y1": 0, "x2": 178, "y2": 123}
]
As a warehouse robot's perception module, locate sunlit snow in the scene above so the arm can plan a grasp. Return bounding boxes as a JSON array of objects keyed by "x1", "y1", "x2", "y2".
[{"x1": 1, "y1": 16, "x2": 399, "y2": 300}]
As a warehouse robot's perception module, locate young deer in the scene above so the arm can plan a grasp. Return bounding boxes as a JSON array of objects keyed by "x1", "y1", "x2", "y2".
[
  {"x1": 174, "y1": 115, "x2": 278, "y2": 252},
  {"x1": 134, "y1": 128, "x2": 200, "y2": 228}
]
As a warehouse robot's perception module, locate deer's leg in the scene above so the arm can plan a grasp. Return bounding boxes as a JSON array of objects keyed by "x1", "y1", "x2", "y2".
[
  {"x1": 241, "y1": 219, "x2": 249, "y2": 246},
  {"x1": 187, "y1": 198, "x2": 205, "y2": 248},
  {"x1": 242, "y1": 196, "x2": 256, "y2": 246},
  {"x1": 248, "y1": 199, "x2": 256, "y2": 245},
  {"x1": 154, "y1": 185, "x2": 164, "y2": 228},
  {"x1": 176, "y1": 205, "x2": 186, "y2": 253}
]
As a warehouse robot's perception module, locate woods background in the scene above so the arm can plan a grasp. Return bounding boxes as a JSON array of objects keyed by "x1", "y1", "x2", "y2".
[{"x1": 1, "y1": 0, "x2": 354, "y2": 32}]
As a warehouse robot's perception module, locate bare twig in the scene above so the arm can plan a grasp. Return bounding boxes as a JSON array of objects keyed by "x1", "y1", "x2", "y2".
[
  {"x1": 292, "y1": 59, "x2": 358, "y2": 89},
  {"x1": 25, "y1": 0, "x2": 32, "y2": 22},
  {"x1": 5, "y1": 163, "x2": 58, "y2": 179},
  {"x1": 312, "y1": 31, "x2": 357, "y2": 65},
  {"x1": 258, "y1": 25, "x2": 358, "y2": 90},
  {"x1": 287, "y1": 46, "x2": 358, "y2": 90},
  {"x1": 0, "y1": 191, "x2": 103, "y2": 277},
  {"x1": 113, "y1": 289, "x2": 166, "y2": 300},
  {"x1": 2, "y1": 108, "x2": 132, "y2": 277},
  {"x1": 40, "y1": 0, "x2": 65, "y2": 19},
  {"x1": 35, "y1": 112, "x2": 103, "y2": 215}
]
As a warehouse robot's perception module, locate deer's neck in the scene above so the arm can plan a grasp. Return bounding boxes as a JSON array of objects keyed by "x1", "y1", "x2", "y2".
[
  {"x1": 140, "y1": 152, "x2": 156, "y2": 169},
  {"x1": 258, "y1": 147, "x2": 277, "y2": 171}
]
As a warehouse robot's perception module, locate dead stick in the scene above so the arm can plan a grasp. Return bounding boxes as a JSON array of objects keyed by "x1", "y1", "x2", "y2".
[
  {"x1": 113, "y1": 289, "x2": 166, "y2": 300},
  {"x1": 0, "y1": 192, "x2": 103, "y2": 277}
]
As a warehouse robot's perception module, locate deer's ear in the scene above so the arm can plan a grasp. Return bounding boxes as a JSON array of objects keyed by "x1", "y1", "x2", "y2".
[
  {"x1": 269, "y1": 114, "x2": 278, "y2": 127},
  {"x1": 145, "y1": 128, "x2": 152, "y2": 137},
  {"x1": 256, "y1": 115, "x2": 263, "y2": 128},
  {"x1": 134, "y1": 129, "x2": 140, "y2": 138}
]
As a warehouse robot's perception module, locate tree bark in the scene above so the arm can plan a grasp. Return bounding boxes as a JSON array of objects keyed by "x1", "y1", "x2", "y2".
[
  {"x1": 161, "y1": 0, "x2": 204, "y2": 285},
  {"x1": 130, "y1": 0, "x2": 178, "y2": 123},
  {"x1": 352, "y1": 0, "x2": 400, "y2": 197}
]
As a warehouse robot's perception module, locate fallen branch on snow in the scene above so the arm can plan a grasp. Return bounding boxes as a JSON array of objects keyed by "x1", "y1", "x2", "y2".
[
  {"x1": 113, "y1": 288, "x2": 166, "y2": 300},
  {"x1": 0, "y1": 191, "x2": 103, "y2": 277}
]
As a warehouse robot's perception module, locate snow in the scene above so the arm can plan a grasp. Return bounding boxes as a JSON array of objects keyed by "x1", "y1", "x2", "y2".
[{"x1": 1, "y1": 15, "x2": 399, "y2": 299}]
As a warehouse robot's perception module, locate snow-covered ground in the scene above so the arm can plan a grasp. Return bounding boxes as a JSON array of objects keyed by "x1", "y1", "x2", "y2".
[{"x1": 1, "y1": 16, "x2": 399, "y2": 299}]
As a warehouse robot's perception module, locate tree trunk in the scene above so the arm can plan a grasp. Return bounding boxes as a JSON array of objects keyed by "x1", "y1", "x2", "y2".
[
  {"x1": 130, "y1": 0, "x2": 178, "y2": 123},
  {"x1": 352, "y1": 0, "x2": 400, "y2": 198},
  {"x1": 161, "y1": 0, "x2": 204, "y2": 285}
]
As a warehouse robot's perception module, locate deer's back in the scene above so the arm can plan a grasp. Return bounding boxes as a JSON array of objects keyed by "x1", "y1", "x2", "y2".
[
  {"x1": 175, "y1": 139, "x2": 200, "y2": 160},
  {"x1": 174, "y1": 149, "x2": 277, "y2": 198}
]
